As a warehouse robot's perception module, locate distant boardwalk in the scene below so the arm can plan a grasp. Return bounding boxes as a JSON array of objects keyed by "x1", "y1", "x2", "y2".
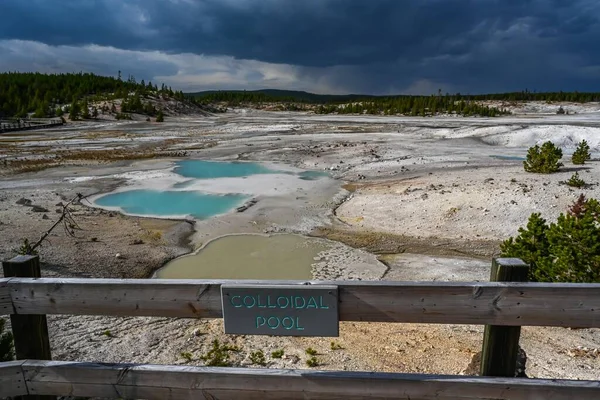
[{"x1": 0, "y1": 117, "x2": 63, "y2": 133}]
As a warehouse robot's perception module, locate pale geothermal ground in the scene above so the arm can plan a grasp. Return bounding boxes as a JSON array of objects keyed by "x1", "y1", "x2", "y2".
[{"x1": 1, "y1": 102, "x2": 599, "y2": 379}]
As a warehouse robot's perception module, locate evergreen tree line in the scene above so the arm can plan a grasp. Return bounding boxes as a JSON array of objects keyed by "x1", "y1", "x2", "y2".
[
  {"x1": 0, "y1": 72, "x2": 186, "y2": 118},
  {"x1": 195, "y1": 89, "x2": 600, "y2": 106},
  {"x1": 314, "y1": 98, "x2": 510, "y2": 117},
  {"x1": 195, "y1": 91, "x2": 299, "y2": 105}
]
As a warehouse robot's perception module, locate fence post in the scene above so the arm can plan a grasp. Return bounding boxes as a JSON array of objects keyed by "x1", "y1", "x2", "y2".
[
  {"x1": 3, "y1": 255, "x2": 54, "y2": 400},
  {"x1": 480, "y1": 257, "x2": 529, "y2": 377}
]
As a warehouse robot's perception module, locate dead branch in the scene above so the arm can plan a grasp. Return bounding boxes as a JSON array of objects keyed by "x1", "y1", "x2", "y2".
[{"x1": 29, "y1": 193, "x2": 88, "y2": 253}]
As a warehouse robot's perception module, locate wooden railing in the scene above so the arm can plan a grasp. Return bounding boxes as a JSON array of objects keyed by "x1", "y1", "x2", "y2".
[{"x1": 1, "y1": 255, "x2": 600, "y2": 399}]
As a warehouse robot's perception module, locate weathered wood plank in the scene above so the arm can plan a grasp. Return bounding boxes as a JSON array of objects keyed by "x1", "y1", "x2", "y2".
[
  {"x1": 21, "y1": 361, "x2": 600, "y2": 400},
  {"x1": 0, "y1": 278, "x2": 13, "y2": 314},
  {"x1": 3, "y1": 256, "x2": 54, "y2": 400},
  {"x1": 7, "y1": 278, "x2": 600, "y2": 327},
  {"x1": 0, "y1": 361, "x2": 28, "y2": 398},
  {"x1": 28, "y1": 384, "x2": 494, "y2": 400},
  {"x1": 9, "y1": 278, "x2": 223, "y2": 318},
  {"x1": 3, "y1": 257, "x2": 53, "y2": 363},
  {"x1": 481, "y1": 258, "x2": 529, "y2": 377}
]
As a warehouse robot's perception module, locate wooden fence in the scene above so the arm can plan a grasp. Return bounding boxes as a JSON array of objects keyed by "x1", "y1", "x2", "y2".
[{"x1": 1, "y1": 255, "x2": 600, "y2": 399}]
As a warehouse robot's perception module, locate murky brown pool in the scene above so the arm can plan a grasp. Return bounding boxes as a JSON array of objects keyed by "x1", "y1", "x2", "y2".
[{"x1": 155, "y1": 234, "x2": 330, "y2": 280}]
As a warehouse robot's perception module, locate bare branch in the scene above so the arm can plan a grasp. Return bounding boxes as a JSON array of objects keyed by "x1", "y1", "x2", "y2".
[{"x1": 29, "y1": 193, "x2": 88, "y2": 253}]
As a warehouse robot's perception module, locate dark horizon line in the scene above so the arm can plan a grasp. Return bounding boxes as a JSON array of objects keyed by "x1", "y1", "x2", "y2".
[{"x1": 185, "y1": 87, "x2": 600, "y2": 97}]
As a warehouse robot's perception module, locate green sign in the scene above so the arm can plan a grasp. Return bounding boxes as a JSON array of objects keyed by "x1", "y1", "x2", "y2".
[{"x1": 221, "y1": 284, "x2": 339, "y2": 337}]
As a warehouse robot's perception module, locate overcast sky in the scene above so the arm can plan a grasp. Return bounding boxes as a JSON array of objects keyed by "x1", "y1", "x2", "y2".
[{"x1": 1, "y1": 0, "x2": 599, "y2": 94}]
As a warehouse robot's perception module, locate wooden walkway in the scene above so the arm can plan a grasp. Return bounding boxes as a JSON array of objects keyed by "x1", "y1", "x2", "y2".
[{"x1": 0, "y1": 118, "x2": 63, "y2": 133}]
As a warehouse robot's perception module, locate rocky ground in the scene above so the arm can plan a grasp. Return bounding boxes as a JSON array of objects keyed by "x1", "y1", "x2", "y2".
[{"x1": 1, "y1": 105, "x2": 599, "y2": 381}]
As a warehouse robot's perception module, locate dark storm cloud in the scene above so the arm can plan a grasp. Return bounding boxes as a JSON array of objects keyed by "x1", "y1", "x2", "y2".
[{"x1": 1, "y1": 0, "x2": 600, "y2": 93}]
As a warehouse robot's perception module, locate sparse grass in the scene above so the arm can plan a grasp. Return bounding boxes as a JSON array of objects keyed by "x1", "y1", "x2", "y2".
[
  {"x1": 305, "y1": 347, "x2": 318, "y2": 356},
  {"x1": 180, "y1": 352, "x2": 193, "y2": 362},
  {"x1": 142, "y1": 230, "x2": 163, "y2": 243},
  {"x1": 271, "y1": 349, "x2": 284, "y2": 359},
  {"x1": 444, "y1": 207, "x2": 460, "y2": 217},
  {"x1": 330, "y1": 341, "x2": 344, "y2": 350},
  {"x1": 3, "y1": 148, "x2": 187, "y2": 175},
  {"x1": 249, "y1": 350, "x2": 267, "y2": 366},
  {"x1": 101, "y1": 330, "x2": 112, "y2": 338},
  {"x1": 2, "y1": 133, "x2": 215, "y2": 176},
  {"x1": 306, "y1": 356, "x2": 319, "y2": 367},
  {"x1": 200, "y1": 339, "x2": 241, "y2": 367}
]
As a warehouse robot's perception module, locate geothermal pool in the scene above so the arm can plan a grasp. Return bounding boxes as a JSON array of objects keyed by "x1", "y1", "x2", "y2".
[
  {"x1": 174, "y1": 159, "x2": 278, "y2": 179},
  {"x1": 92, "y1": 160, "x2": 329, "y2": 219},
  {"x1": 94, "y1": 190, "x2": 249, "y2": 219},
  {"x1": 155, "y1": 234, "x2": 330, "y2": 280}
]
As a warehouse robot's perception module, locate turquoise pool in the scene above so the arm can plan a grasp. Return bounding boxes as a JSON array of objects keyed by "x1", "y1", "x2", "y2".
[
  {"x1": 490, "y1": 155, "x2": 526, "y2": 161},
  {"x1": 93, "y1": 160, "x2": 329, "y2": 219},
  {"x1": 94, "y1": 190, "x2": 249, "y2": 219},
  {"x1": 174, "y1": 160, "x2": 278, "y2": 179}
]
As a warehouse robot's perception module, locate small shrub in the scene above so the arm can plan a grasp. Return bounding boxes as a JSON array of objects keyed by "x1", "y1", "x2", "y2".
[
  {"x1": 306, "y1": 356, "x2": 319, "y2": 367},
  {"x1": 249, "y1": 350, "x2": 267, "y2": 366},
  {"x1": 305, "y1": 347, "x2": 317, "y2": 356},
  {"x1": 572, "y1": 140, "x2": 591, "y2": 165},
  {"x1": 18, "y1": 238, "x2": 38, "y2": 255},
  {"x1": 523, "y1": 141, "x2": 563, "y2": 173},
  {"x1": 200, "y1": 339, "x2": 240, "y2": 367},
  {"x1": 500, "y1": 194, "x2": 600, "y2": 283},
  {"x1": 101, "y1": 330, "x2": 112, "y2": 337},
  {"x1": 330, "y1": 341, "x2": 344, "y2": 350},
  {"x1": 0, "y1": 318, "x2": 14, "y2": 362},
  {"x1": 181, "y1": 352, "x2": 193, "y2": 362},
  {"x1": 142, "y1": 230, "x2": 162, "y2": 243},
  {"x1": 271, "y1": 349, "x2": 284, "y2": 359},
  {"x1": 567, "y1": 172, "x2": 586, "y2": 188}
]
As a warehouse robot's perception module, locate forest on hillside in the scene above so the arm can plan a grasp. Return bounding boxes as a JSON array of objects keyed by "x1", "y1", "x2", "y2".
[
  {"x1": 315, "y1": 97, "x2": 509, "y2": 117},
  {"x1": 3, "y1": 71, "x2": 600, "y2": 119},
  {"x1": 0, "y1": 72, "x2": 187, "y2": 119},
  {"x1": 194, "y1": 89, "x2": 600, "y2": 117},
  {"x1": 194, "y1": 91, "x2": 511, "y2": 116}
]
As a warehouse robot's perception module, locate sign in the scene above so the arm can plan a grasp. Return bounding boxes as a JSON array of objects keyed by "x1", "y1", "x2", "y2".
[{"x1": 221, "y1": 285, "x2": 339, "y2": 337}]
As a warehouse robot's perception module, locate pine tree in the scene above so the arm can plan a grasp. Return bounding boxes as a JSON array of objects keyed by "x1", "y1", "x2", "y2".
[
  {"x1": 523, "y1": 141, "x2": 563, "y2": 173},
  {"x1": 81, "y1": 99, "x2": 90, "y2": 119},
  {"x1": 69, "y1": 101, "x2": 81, "y2": 120},
  {"x1": 33, "y1": 102, "x2": 47, "y2": 118},
  {"x1": 500, "y1": 213, "x2": 550, "y2": 281},
  {"x1": 572, "y1": 140, "x2": 591, "y2": 165},
  {"x1": 156, "y1": 109, "x2": 164, "y2": 122},
  {"x1": 501, "y1": 197, "x2": 600, "y2": 283}
]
